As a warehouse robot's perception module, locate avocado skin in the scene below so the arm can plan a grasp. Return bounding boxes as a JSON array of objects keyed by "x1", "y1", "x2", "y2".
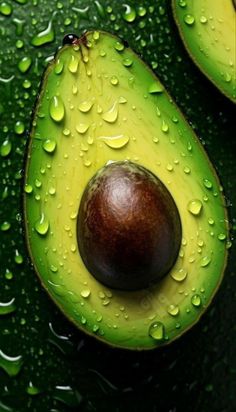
[
  {"x1": 0, "y1": 0, "x2": 235, "y2": 410},
  {"x1": 172, "y1": 0, "x2": 236, "y2": 103}
]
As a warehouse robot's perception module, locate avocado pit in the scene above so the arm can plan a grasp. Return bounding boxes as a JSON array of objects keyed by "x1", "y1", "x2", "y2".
[{"x1": 77, "y1": 161, "x2": 182, "y2": 291}]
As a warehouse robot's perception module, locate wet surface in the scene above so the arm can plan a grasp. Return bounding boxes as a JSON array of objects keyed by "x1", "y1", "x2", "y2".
[{"x1": 0, "y1": 0, "x2": 235, "y2": 411}]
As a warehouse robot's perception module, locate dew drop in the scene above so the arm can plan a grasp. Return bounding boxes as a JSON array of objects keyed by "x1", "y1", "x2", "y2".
[
  {"x1": 203, "y1": 178, "x2": 213, "y2": 189},
  {"x1": 26, "y1": 381, "x2": 40, "y2": 396},
  {"x1": 18, "y1": 56, "x2": 32, "y2": 73},
  {"x1": 149, "y1": 321, "x2": 165, "y2": 341},
  {"x1": 99, "y1": 134, "x2": 129, "y2": 149},
  {"x1": 43, "y1": 139, "x2": 57, "y2": 153},
  {"x1": 200, "y1": 15, "x2": 208, "y2": 24},
  {"x1": 76, "y1": 123, "x2": 89, "y2": 134},
  {"x1": 49, "y1": 96, "x2": 65, "y2": 122},
  {"x1": 184, "y1": 14, "x2": 195, "y2": 25},
  {"x1": 123, "y1": 57, "x2": 133, "y2": 67},
  {"x1": 54, "y1": 59, "x2": 64, "y2": 75},
  {"x1": 161, "y1": 120, "x2": 169, "y2": 133},
  {"x1": 167, "y1": 304, "x2": 179, "y2": 317},
  {"x1": 0, "y1": 139, "x2": 12, "y2": 157},
  {"x1": 187, "y1": 199, "x2": 203, "y2": 216},
  {"x1": 78, "y1": 100, "x2": 93, "y2": 113},
  {"x1": 191, "y1": 294, "x2": 202, "y2": 307},
  {"x1": 0, "y1": 350, "x2": 23, "y2": 377},
  {"x1": 31, "y1": 19, "x2": 54, "y2": 46},
  {"x1": 35, "y1": 213, "x2": 49, "y2": 236},
  {"x1": 115, "y1": 41, "x2": 125, "y2": 52},
  {"x1": 0, "y1": 298, "x2": 16, "y2": 315},
  {"x1": 122, "y1": 4, "x2": 136, "y2": 22},
  {"x1": 218, "y1": 233, "x2": 226, "y2": 241},
  {"x1": 0, "y1": 2, "x2": 12, "y2": 16},
  {"x1": 102, "y1": 102, "x2": 118, "y2": 123},
  {"x1": 68, "y1": 54, "x2": 79, "y2": 73},
  {"x1": 110, "y1": 75, "x2": 119, "y2": 86},
  {"x1": 148, "y1": 81, "x2": 163, "y2": 94},
  {"x1": 80, "y1": 288, "x2": 91, "y2": 298},
  {"x1": 171, "y1": 268, "x2": 188, "y2": 282},
  {"x1": 200, "y1": 256, "x2": 211, "y2": 267}
]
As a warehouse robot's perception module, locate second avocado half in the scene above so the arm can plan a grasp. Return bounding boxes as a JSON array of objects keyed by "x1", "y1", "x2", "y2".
[{"x1": 24, "y1": 31, "x2": 228, "y2": 350}]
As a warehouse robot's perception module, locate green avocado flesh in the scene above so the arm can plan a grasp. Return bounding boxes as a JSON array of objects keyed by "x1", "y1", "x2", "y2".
[
  {"x1": 172, "y1": 0, "x2": 236, "y2": 103},
  {"x1": 24, "y1": 31, "x2": 228, "y2": 350}
]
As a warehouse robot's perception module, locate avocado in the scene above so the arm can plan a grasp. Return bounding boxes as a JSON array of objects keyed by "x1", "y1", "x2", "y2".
[
  {"x1": 172, "y1": 0, "x2": 236, "y2": 103},
  {"x1": 24, "y1": 30, "x2": 228, "y2": 350}
]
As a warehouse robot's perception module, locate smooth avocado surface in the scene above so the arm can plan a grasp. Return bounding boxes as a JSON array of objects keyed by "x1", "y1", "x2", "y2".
[
  {"x1": 24, "y1": 31, "x2": 228, "y2": 350},
  {"x1": 172, "y1": 0, "x2": 236, "y2": 103}
]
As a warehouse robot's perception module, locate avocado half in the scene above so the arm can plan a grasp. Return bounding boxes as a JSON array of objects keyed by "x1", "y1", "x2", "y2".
[
  {"x1": 172, "y1": 0, "x2": 236, "y2": 103},
  {"x1": 24, "y1": 31, "x2": 229, "y2": 350}
]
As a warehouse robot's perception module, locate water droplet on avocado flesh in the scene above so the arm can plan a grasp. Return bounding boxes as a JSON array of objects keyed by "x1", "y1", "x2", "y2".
[
  {"x1": 77, "y1": 161, "x2": 182, "y2": 291},
  {"x1": 24, "y1": 31, "x2": 228, "y2": 350},
  {"x1": 172, "y1": 0, "x2": 236, "y2": 102}
]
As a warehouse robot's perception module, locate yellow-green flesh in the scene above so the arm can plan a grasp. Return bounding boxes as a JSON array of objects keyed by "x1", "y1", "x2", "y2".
[
  {"x1": 24, "y1": 31, "x2": 228, "y2": 349},
  {"x1": 172, "y1": 0, "x2": 236, "y2": 103}
]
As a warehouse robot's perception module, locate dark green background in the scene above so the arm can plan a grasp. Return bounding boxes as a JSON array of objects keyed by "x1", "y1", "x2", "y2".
[{"x1": 0, "y1": 1, "x2": 235, "y2": 411}]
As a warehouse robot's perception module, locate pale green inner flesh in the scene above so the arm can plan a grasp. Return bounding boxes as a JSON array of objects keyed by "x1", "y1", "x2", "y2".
[
  {"x1": 173, "y1": 0, "x2": 236, "y2": 102},
  {"x1": 25, "y1": 31, "x2": 228, "y2": 349}
]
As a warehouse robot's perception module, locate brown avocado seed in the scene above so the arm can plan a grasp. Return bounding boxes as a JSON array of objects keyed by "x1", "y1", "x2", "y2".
[{"x1": 77, "y1": 161, "x2": 182, "y2": 291}]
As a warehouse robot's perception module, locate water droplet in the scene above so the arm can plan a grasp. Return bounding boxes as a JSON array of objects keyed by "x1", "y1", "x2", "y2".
[
  {"x1": 78, "y1": 100, "x2": 93, "y2": 113},
  {"x1": 200, "y1": 15, "x2": 208, "y2": 24},
  {"x1": 149, "y1": 81, "x2": 163, "y2": 94},
  {"x1": 26, "y1": 381, "x2": 40, "y2": 396},
  {"x1": 80, "y1": 288, "x2": 91, "y2": 298},
  {"x1": 68, "y1": 54, "x2": 79, "y2": 73},
  {"x1": 49, "y1": 96, "x2": 65, "y2": 122},
  {"x1": 123, "y1": 58, "x2": 133, "y2": 67},
  {"x1": 0, "y1": 298, "x2": 16, "y2": 315},
  {"x1": 187, "y1": 199, "x2": 203, "y2": 216},
  {"x1": 0, "y1": 349, "x2": 23, "y2": 377},
  {"x1": 1, "y1": 139, "x2": 12, "y2": 157},
  {"x1": 0, "y1": 2, "x2": 12, "y2": 16},
  {"x1": 149, "y1": 321, "x2": 165, "y2": 341},
  {"x1": 122, "y1": 4, "x2": 136, "y2": 22},
  {"x1": 178, "y1": 0, "x2": 187, "y2": 7},
  {"x1": 110, "y1": 75, "x2": 119, "y2": 86},
  {"x1": 18, "y1": 56, "x2": 32, "y2": 73},
  {"x1": 53, "y1": 385, "x2": 82, "y2": 407},
  {"x1": 203, "y1": 178, "x2": 213, "y2": 189},
  {"x1": 184, "y1": 14, "x2": 195, "y2": 26},
  {"x1": 5, "y1": 269, "x2": 13, "y2": 280},
  {"x1": 43, "y1": 139, "x2": 57, "y2": 153},
  {"x1": 35, "y1": 213, "x2": 49, "y2": 236},
  {"x1": 54, "y1": 59, "x2": 64, "y2": 75},
  {"x1": 76, "y1": 123, "x2": 89, "y2": 134},
  {"x1": 31, "y1": 18, "x2": 54, "y2": 46},
  {"x1": 14, "y1": 121, "x2": 25, "y2": 135},
  {"x1": 191, "y1": 294, "x2": 202, "y2": 307},
  {"x1": 1, "y1": 221, "x2": 11, "y2": 231},
  {"x1": 218, "y1": 233, "x2": 226, "y2": 241},
  {"x1": 115, "y1": 41, "x2": 124, "y2": 52},
  {"x1": 161, "y1": 120, "x2": 169, "y2": 133},
  {"x1": 167, "y1": 304, "x2": 179, "y2": 317},
  {"x1": 200, "y1": 256, "x2": 211, "y2": 267},
  {"x1": 102, "y1": 102, "x2": 118, "y2": 123},
  {"x1": 208, "y1": 217, "x2": 215, "y2": 225},
  {"x1": 171, "y1": 268, "x2": 188, "y2": 282},
  {"x1": 99, "y1": 134, "x2": 129, "y2": 149},
  {"x1": 15, "y1": 250, "x2": 23, "y2": 264}
]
